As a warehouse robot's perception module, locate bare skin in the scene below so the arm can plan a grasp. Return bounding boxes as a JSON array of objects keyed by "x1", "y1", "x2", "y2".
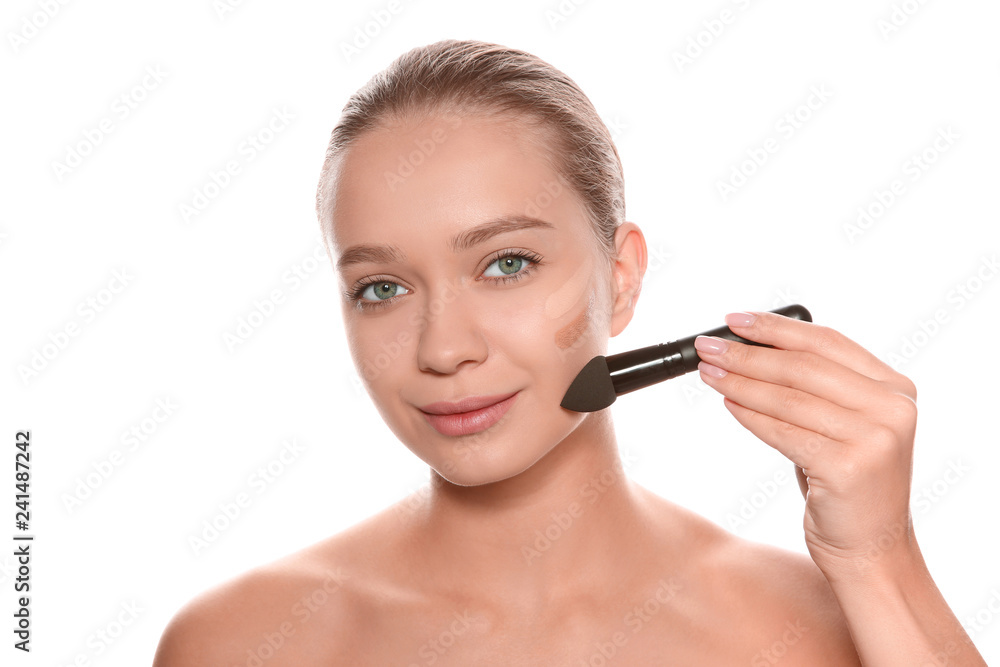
[
  {"x1": 154, "y1": 111, "x2": 980, "y2": 665},
  {"x1": 153, "y1": 480, "x2": 860, "y2": 665}
]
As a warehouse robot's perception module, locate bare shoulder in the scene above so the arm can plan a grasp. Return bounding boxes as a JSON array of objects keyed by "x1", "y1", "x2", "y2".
[
  {"x1": 151, "y1": 552, "x2": 355, "y2": 666},
  {"x1": 153, "y1": 501, "x2": 412, "y2": 667},
  {"x1": 711, "y1": 534, "x2": 862, "y2": 665},
  {"x1": 637, "y1": 486, "x2": 861, "y2": 665}
]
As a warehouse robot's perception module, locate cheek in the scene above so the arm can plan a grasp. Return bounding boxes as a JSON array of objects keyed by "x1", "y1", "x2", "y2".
[
  {"x1": 477, "y1": 300, "x2": 547, "y2": 358},
  {"x1": 483, "y1": 286, "x2": 600, "y2": 410},
  {"x1": 541, "y1": 259, "x2": 603, "y2": 352},
  {"x1": 544, "y1": 261, "x2": 591, "y2": 320},
  {"x1": 554, "y1": 291, "x2": 594, "y2": 350},
  {"x1": 345, "y1": 319, "x2": 413, "y2": 395}
]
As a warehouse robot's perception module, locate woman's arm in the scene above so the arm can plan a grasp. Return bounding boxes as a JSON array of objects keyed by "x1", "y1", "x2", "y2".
[
  {"x1": 692, "y1": 309, "x2": 987, "y2": 665},
  {"x1": 821, "y1": 536, "x2": 982, "y2": 666}
]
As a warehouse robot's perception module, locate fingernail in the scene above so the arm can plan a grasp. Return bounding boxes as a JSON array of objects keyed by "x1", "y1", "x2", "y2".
[
  {"x1": 694, "y1": 335, "x2": 728, "y2": 355},
  {"x1": 698, "y1": 361, "x2": 727, "y2": 379},
  {"x1": 725, "y1": 312, "x2": 756, "y2": 328}
]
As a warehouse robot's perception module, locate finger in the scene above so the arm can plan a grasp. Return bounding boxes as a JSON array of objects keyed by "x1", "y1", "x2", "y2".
[
  {"x1": 698, "y1": 362, "x2": 867, "y2": 443},
  {"x1": 720, "y1": 395, "x2": 838, "y2": 473},
  {"x1": 694, "y1": 336, "x2": 896, "y2": 414},
  {"x1": 725, "y1": 310, "x2": 914, "y2": 396}
]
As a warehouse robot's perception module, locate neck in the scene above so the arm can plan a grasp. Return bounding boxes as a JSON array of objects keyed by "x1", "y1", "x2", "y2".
[{"x1": 404, "y1": 409, "x2": 653, "y2": 613}]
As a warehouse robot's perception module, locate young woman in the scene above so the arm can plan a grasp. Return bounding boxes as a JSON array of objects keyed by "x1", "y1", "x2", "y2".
[{"x1": 154, "y1": 39, "x2": 986, "y2": 665}]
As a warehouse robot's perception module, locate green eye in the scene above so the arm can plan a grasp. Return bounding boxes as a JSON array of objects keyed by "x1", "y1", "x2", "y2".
[
  {"x1": 482, "y1": 250, "x2": 542, "y2": 279},
  {"x1": 365, "y1": 281, "x2": 402, "y2": 301},
  {"x1": 348, "y1": 249, "x2": 543, "y2": 312},
  {"x1": 486, "y1": 255, "x2": 525, "y2": 277}
]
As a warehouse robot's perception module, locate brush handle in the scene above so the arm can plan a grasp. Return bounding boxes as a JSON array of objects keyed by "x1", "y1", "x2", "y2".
[{"x1": 607, "y1": 304, "x2": 813, "y2": 396}]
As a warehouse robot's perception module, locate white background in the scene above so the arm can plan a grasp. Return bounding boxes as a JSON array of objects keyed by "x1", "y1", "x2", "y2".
[{"x1": 2, "y1": 0, "x2": 999, "y2": 664}]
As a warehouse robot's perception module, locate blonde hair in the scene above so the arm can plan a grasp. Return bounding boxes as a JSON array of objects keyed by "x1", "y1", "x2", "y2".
[{"x1": 315, "y1": 39, "x2": 625, "y2": 264}]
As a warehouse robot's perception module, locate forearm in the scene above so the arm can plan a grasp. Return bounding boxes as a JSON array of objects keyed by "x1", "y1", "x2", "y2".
[{"x1": 821, "y1": 536, "x2": 986, "y2": 666}]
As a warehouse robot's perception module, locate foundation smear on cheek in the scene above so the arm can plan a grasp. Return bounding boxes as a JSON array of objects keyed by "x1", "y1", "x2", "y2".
[{"x1": 555, "y1": 292, "x2": 595, "y2": 349}]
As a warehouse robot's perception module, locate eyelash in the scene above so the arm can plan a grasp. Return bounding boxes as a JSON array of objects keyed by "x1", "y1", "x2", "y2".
[{"x1": 346, "y1": 249, "x2": 544, "y2": 312}]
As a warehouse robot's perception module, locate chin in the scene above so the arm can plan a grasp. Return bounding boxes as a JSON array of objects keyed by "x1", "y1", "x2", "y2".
[
  {"x1": 429, "y1": 454, "x2": 546, "y2": 488},
  {"x1": 423, "y1": 418, "x2": 579, "y2": 488}
]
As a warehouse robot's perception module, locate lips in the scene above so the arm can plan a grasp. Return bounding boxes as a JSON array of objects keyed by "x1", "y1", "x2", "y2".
[{"x1": 419, "y1": 391, "x2": 519, "y2": 436}]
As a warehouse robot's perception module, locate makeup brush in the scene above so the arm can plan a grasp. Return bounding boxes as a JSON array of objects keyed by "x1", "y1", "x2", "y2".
[{"x1": 560, "y1": 304, "x2": 813, "y2": 413}]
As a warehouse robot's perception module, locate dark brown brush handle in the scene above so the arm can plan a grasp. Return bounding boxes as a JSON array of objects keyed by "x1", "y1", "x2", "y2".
[{"x1": 607, "y1": 304, "x2": 813, "y2": 396}]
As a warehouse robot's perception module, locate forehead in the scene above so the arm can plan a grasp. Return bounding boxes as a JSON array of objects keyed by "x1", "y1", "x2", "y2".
[{"x1": 327, "y1": 113, "x2": 586, "y2": 251}]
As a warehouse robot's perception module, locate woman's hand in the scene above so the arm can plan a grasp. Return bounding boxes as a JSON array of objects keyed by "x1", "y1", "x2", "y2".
[{"x1": 693, "y1": 309, "x2": 919, "y2": 580}]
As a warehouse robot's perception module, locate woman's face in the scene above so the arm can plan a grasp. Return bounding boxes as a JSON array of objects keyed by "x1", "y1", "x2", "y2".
[{"x1": 326, "y1": 112, "x2": 625, "y2": 486}]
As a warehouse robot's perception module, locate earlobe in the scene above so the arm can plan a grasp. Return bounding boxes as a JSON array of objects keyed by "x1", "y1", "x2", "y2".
[{"x1": 608, "y1": 221, "x2": 648, "y2": 338}]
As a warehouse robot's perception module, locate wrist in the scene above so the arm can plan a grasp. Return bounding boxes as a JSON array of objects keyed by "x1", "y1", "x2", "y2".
[
  {"x1": 813, "y1": 532, "x2": 986, "y2": 666},
  {"x1": 813, "y1": 520, "x2": 925, "y2": 590}
]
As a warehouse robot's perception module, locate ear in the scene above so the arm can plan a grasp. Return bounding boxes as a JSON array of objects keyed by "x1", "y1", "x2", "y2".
[{"x1": 608, "y1": 221, "x2": 648, "y2": 338}]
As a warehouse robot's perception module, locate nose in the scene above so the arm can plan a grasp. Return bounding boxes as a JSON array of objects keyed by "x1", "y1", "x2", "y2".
[{"x1": 414, "y1": 280, "x2": 488, "y2": 375}]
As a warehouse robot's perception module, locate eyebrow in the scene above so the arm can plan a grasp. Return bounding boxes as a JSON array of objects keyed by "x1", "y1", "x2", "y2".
[{"x1": 335, "y1": 215, "x2": 556, "y2": 273}]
